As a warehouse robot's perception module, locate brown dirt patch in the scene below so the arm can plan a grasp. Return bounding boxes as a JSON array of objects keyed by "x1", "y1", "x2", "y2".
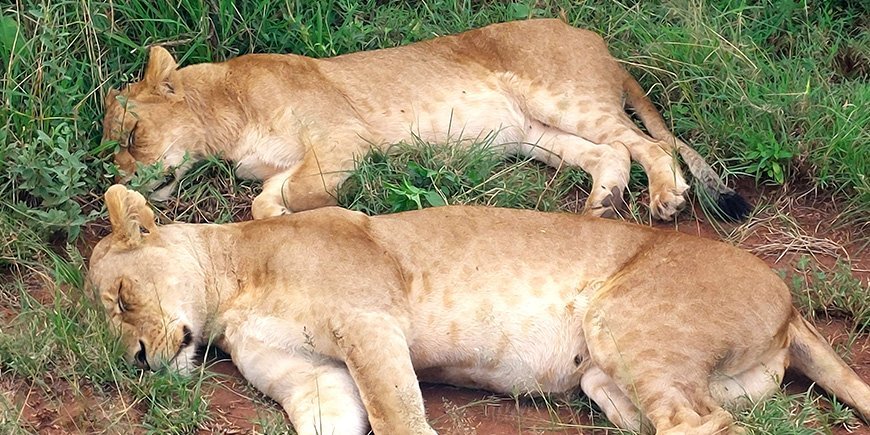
[{"x1": 1, "y1": 376, "x2": 142, "y2": 434}]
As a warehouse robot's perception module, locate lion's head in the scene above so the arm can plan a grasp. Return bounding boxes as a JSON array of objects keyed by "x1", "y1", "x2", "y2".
[
  {"x1": 88, "y1": 185, "x2": 208, "y2": 373},
  {"x1": 102, "y1": 47, "x2": 207, "y2": 201}
]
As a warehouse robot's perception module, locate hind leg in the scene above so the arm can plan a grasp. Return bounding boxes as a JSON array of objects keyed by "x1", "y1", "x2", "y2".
[
  {"x1": 584, "y1": 314, "x2": 742, "y2": 434},
  {"x1": 519, "y1": 120, "x2": 631, "y2": 218},
  {"x1": 654, "y1": 408, "x2": 743, "y2": 435},
  {"x1": 710, "y1": 348, "x2": 787, "y2": 411},
  {"x1": 599, "y1": 363, "x2": 741, "y2": 435},
  {"x1": 523, "y1": 93, "x2": 689, "y2": 219},
  {"x1": 581, "y1": 365, "x2": 651, "y2": 432},
  {"x1": 585, "y1": 352, "x2": 741, "y2": 434},
  {"x1": 590, "y1": 113, "x2": 690, "y2": 220}
]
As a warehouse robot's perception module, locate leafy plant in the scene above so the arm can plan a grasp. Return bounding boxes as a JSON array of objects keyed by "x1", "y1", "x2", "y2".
[
  {"x1": 6, "y1": 123, "x2": 92, "y2": 240},
  {"x1": 744, "y1": 141, "x2": 794, "y2": 185}
]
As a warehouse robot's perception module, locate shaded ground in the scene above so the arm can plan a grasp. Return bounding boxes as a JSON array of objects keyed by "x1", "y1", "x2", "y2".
[{"x1": 5, "y1": 183, "x2": 869, "y2": 434}]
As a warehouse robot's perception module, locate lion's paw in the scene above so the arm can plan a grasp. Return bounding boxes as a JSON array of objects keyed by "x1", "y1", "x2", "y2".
[
  {"x1": 585, "y1": 186, "x2": 627, "y2": 219},
  {"x1": 251, "y1": 197, "x2": 292, "y2": 220},
  {"x1": 648, "y1": 177, "x2": 690, "y2": 221},
  {"x1": 649, "y1": 189, "x2": 686, "y2": 220}
]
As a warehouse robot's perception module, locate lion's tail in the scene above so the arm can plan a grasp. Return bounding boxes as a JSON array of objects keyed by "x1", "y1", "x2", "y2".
[
  {"x1": 622, "y1": 75, "x2": 750, "y2": 221},
  {"x1": 787, "y1": 308, "x2": 870, "y2": 422}
]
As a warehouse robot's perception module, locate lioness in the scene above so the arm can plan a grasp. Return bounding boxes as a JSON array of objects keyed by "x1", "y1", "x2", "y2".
[
  {"x1": 101, "y1": 19, "x2": 750, "y2": 221},
  {"x1": 89, "y1": 185, "x2": 867, "y2": 435}
]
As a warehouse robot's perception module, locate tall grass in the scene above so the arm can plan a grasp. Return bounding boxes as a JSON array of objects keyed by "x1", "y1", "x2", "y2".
[
  {"x1": 1, "y1": 0, "x2": 867, "y2": 432},
  {"x1": 2, "y1": 0, "x2": 867, "y2": 243}
]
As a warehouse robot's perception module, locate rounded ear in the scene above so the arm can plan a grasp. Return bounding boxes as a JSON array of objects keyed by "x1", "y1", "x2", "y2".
[
  {"x1": 144, "y1": 46, "x2": 181, "y2": 97},
  {"x1": 105, "y1": 184, "x2": 158, "y2": 249}
]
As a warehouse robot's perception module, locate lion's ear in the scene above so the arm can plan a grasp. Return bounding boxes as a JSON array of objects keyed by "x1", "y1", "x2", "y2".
[
  {"x1": 105, "y1": 184, "x2": 158, "y2": 249},
  {"x1": 143, "y1": 46, "x2": 181, "y2": 97}
]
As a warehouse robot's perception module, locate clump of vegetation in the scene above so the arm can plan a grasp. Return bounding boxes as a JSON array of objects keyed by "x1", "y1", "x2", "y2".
[
  {"x1": 789, "y1": 256, "x2": 869, "y2": 336},
  {"x1": 337, "y1": 137, "x2": 590, "y2": 215}
]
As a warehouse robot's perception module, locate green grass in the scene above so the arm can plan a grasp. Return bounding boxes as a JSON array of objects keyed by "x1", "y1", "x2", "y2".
[
  {"x1": 737, "y1": 389, "x2": 858, "y2": 435},
  {"x1": 0, "y1": 239, "x2": 215, "y2": 433},
  {"x1": 788, "y1": 256, "x2": 869, "y2": 345},
  {"x1": 337, "y1": 137, "x2": 590, "y2": 214},
  {"x1": 1, "y1": 0, "x2": 868, "y2": 433}
]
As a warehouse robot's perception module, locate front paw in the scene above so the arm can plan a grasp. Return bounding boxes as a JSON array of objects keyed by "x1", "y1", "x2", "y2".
[{"x1": 252, "y1": 196, "x2": 291, "y2": 220}]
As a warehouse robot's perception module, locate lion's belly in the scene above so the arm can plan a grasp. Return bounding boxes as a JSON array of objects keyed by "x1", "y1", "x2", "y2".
[
  {"x1": 365, "y1": 80, "x2": 529, "y2": 147},
  {"x1": 408, "y1": 282, "x2": 590, "y2": 395}
]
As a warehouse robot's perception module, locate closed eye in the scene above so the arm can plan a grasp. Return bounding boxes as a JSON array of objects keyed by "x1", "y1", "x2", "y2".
[
  {"x1": 126, "y1": 125, "x2": 137, "y2": 149},
  {"x1": 117, "y1": 282, "x2": 127, "y2": 313}
]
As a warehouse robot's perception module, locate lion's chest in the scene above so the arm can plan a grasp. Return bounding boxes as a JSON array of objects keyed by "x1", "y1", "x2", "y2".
[{"x1": 231, "y1": 127, "x2": 308, "y2": 179}]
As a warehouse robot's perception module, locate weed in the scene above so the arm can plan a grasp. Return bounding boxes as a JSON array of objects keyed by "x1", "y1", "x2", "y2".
[
  {"x1": 789, "y1": 256, "x2": 869, "y2": 337},
  {"x1": 744, "y1": 140, "x2": 794, "y2": 185}
]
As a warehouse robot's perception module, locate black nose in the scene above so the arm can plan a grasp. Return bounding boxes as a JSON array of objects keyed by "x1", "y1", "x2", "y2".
[
  {"x1": 134, "y1": 340, "x2": 150, "y2": 370},
  {"x1": 181, "y1": 325, "x2": 193, "y2": 348}
]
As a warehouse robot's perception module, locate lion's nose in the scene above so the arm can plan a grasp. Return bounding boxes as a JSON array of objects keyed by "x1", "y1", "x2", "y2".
[{"x1": 134, "y1": 340, "x2": 150, "y2": 370}]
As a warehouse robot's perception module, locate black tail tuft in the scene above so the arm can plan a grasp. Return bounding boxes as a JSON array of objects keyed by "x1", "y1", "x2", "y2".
[{"x1": 714, "y1": 191, "x2": 752, "y2": 222}]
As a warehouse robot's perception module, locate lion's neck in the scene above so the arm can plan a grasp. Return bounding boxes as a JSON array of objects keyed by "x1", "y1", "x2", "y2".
[
  {"x1": 184, "y1": 224, "x2": 246, "y2": 338},
  {"x1": 179, "y1": 65, "x2": 303, "y2": 180},
  {"x1": 178, "y1": 66, "x2": 248, "y2": 159}
]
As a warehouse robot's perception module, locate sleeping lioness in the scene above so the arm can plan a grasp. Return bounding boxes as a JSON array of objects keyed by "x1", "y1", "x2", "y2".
[
  {"x1": 88, "y1": 185, "x2": 867, "y2": 434},
  {"x1": 101, "y1": 19, "x2": 749, "y2": 221}
]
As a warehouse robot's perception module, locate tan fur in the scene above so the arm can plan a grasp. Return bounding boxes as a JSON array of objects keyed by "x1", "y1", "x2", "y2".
[
  {"x1": 102, "y1": 19, "x2": 745, "y2": 221},
  {"x1": 88, "y1": 186, "x2": 869, "y2": 435}
]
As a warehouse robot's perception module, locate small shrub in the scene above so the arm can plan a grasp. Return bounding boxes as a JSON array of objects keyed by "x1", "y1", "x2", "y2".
[{"x1": 789, "y1": 256, "x2": 869, "y2": 334}]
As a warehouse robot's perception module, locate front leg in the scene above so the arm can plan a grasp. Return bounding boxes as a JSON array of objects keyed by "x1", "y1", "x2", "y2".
[
  {"x1": 330, "y1": 312, "x2": 437, "y2": 435},
  {"x1": 251, "y1": 169, "x2": 294, "y2": 219},
  {"x1": 252, "y1": 150, "x2": 351, "y2": 220},
  {"x1": 230, "y1": 336, "x2": 368, "y2": 435}
]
